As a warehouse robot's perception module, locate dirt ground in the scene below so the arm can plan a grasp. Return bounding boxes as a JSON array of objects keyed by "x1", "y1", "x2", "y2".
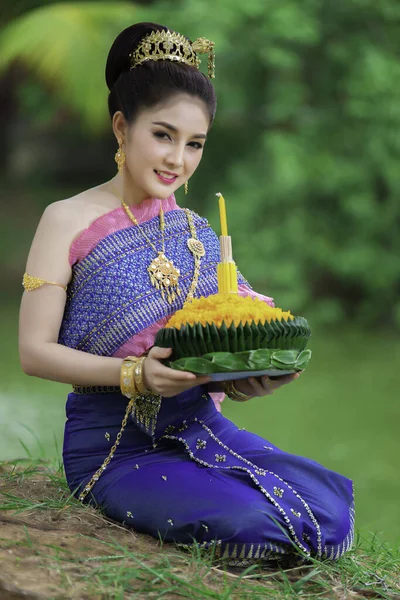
[
  {"x1": 0, "y1": 511, "x2": 146, "y2": 599},
  {"x1": 1, "y1": 462, "x2": 399, "y2": 600},
  {"x1": 0, "y1": 462, "x2": 176, "y2": 599}
]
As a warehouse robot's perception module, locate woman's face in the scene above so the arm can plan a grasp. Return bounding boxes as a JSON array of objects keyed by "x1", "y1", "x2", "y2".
[{"x1": 116, "y1": 93, "x2": 210, "y2": 203}]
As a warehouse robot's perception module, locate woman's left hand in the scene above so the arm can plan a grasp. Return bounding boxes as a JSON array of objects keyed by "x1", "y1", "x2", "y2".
[{"x1": 234, "y1": 372, "x2": 300, "y2": 398}]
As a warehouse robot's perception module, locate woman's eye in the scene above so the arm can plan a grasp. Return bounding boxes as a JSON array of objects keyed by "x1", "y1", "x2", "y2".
[
  {"x1": 188, "y1": 141, "x2": 204, "y2": 150},
  {"x1": 154, "y1": 131, "x2": 171, "y2": 140},
  {"x1": 153, "y1": 131, "x2": 203, "y2": 149}
]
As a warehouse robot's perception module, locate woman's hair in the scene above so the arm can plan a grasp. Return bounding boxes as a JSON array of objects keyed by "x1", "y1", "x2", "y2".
[{"x1": 105, "y1": 22, "x2": 217, "y2": 126}]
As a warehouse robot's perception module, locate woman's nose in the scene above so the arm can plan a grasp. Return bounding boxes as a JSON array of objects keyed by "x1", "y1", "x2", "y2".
[{"x1": 165, "y1": 144, "x2": 185, "y2": 168}]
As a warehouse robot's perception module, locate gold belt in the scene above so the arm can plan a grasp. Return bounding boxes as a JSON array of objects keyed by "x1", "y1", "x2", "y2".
[{"x1": 72, "y1": 385, "x2": 121, "y2": 395}]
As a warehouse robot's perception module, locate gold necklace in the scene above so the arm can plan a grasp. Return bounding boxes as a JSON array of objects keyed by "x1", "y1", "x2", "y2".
[{"x1": 111, "y1": 182, "x2": 205, "y2": 305}]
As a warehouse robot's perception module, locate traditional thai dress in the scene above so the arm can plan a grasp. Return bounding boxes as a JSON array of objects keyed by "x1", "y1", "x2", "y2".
[{"x1": 60, "y1": 194, "x2": 354, "y2": 565}]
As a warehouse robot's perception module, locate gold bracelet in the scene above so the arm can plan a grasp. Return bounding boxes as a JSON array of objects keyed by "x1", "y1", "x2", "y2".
[
  {"x1": 133, "y1": 356, "x2": 151, "y2": 395},
  {"x1": 222, "y1": 380, "x2": 252, "y2": 403},
  {"x1": 120, "y1": 356, "x2": 139, "y2": 398}
]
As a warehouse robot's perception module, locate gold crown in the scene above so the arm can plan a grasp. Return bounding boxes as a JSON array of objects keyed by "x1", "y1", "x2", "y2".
[{"x1": 129, "y1": 30, "x2": 215, "y2": 79}]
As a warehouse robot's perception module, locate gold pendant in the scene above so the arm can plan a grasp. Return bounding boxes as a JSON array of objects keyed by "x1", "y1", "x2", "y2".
[
  {"x1": 187, "y1": 238, "x2": 205, "y2": 258},
  {"x1": 148, "y1": 252, "x2": 181, "y2": 304}
]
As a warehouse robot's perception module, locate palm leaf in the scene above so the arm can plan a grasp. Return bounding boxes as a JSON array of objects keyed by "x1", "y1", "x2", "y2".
[{"x1": 0, "y1": 2, "x2": 139, "y2": 131}]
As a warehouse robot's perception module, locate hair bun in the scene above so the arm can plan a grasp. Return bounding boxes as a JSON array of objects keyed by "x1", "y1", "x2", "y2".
[
  {"x1": 106, "y1": 21, "x2": 216, "y2": 126},
  {"x1": 105, "y1": 22, "x2": 168, "y2": 90}
]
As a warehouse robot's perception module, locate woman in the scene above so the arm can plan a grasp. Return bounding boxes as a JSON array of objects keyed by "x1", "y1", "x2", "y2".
[{"x1": 19, "y1": 22, "x2": 354, "y2": 566}]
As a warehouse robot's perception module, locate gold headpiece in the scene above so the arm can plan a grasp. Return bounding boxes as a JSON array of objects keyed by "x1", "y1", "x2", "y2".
[{"x1": 129, "y1": 30, "x2": 215, "y2": 79}]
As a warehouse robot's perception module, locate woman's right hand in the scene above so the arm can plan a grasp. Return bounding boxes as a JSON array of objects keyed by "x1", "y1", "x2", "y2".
[{"x1": 142, "y1": 346, "x2": 211, "y2": 398}]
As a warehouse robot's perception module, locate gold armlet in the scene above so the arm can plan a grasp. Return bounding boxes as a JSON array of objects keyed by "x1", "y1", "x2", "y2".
[
  {"x1": 222, "y1": 380, "x2": 252, "y2": 403},
  {"x1": 120, "y1": 356, "x2": 139, "y2": 399},
  {"x1": 23, "y1": 273, "x2": 67, "y2": 292}
]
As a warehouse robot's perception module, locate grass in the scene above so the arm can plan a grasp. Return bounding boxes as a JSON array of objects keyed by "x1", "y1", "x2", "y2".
[{"x1": 1, "y1": 460, "x2": 399, "y2": 599}]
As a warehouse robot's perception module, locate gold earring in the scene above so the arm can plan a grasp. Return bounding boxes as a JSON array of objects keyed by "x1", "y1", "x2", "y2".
[
  {"x1": 184, "y1": 181, "x2": 189, "y2": 195},
  {"x1": 114, "y1": 139, "x2": 125, "y2": 172}
]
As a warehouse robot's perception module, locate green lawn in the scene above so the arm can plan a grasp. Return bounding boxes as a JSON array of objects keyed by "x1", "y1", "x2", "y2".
[{"x1": 1, "y1": 301, "x2": 399, "y2": 547}]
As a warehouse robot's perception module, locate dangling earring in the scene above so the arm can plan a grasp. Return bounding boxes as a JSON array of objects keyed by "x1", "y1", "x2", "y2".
[
  {"x1": 114, "y1": 138, "x2": 125, "y2": 173},
  {"x1": 184, "y1": 181, "x2": 189, "y2": 195}
]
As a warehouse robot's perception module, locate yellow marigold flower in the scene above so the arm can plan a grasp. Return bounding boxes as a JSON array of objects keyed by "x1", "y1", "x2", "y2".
[{"x1": 166, "y1": 293, "x2": 293, "y2": 329}]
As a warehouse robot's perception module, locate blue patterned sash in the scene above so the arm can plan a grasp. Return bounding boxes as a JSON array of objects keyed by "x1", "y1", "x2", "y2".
[{"x1": 59, "y1": 209, "x2": 248, "y2": 355}]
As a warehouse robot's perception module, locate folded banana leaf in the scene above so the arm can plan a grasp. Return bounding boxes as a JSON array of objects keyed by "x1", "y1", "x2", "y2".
[
  {"x1": 155, "y1": 317, "x2": 311, "y2": 361},
  {"x1": 167, "y1": 349, "x2": 312, "y2": 374}
]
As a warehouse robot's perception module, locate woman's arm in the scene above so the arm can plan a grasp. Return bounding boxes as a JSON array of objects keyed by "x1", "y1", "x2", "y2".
[
  {"x1": 19, "y1": 200, "x2": 123, "y2": 385},
  {"x1": 19, "y1": 200, "x2": 210, "y2": 394}
]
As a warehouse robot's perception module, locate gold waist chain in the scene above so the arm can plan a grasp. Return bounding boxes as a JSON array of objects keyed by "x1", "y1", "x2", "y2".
[{"x1": 78, "y1": 397, "x2": 136, "y2": 502}]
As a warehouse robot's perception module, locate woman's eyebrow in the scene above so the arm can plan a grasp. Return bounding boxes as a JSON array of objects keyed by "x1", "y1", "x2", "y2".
[{"x1": 152, "y1": 121, "x2": 207, "y2": 139}]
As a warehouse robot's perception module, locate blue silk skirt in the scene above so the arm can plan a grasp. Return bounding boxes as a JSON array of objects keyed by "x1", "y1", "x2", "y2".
[{"x1": 63, "y1": 386, "x2": 354, "y2": 564}]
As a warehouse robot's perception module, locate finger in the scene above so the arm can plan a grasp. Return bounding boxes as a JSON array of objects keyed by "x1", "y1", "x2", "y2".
[
  {"x1": 149, "y1": 347, "x2": 212, "y2": 382},
  {"x1": 147, "y1": 348, "x2": 196, "y2": 381},
  {"x1": 184, "y1": 374, "x2": 212, "y2": 385},
  {"x1": 158, "y1": 364, "x2": 210, "y2": 381},
  {"x1": 160, "y1": 376, "x2": 212, "y2": 397},
  {"x1": 148, "y1": 346, "x2": 173, "y2": 359},
  {"x1": 151, "y1": 361, "x2": 212, "y2": 386},
  {"x1": 177, "y1": 376, "x2": 212, "y2": 392},
  {"x1": 268, "y1": 373, "x2": 300, "y2": 389},
  {"x1": 248, "y1": 377, "x2": 269, "y2": 396}
]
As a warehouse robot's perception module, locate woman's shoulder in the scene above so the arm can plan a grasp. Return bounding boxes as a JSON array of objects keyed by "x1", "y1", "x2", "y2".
[
  {"x1": 25, "y1": 183, "x2": 120, "y2": 275},
  {"x1": 45, "y1": 183, "x2": 120, "y2": 234},
  {"x1": 39, "y1": 183, "x2": 123, "y2": 264}
]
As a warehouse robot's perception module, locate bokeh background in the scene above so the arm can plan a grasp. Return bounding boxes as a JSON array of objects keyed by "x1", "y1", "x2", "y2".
[{"x1": 0, "y1": 0, "x2": 399, "y2": 547}]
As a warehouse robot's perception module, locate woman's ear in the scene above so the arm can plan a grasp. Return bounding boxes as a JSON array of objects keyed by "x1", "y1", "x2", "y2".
[{"x1": 112, "y1": 111, "x2": 127, "y2": 143}]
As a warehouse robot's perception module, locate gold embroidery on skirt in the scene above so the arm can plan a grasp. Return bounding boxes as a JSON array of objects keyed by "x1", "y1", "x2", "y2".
[{"x1": 131, "y1": 394, "x2": 162, "y2": 437}]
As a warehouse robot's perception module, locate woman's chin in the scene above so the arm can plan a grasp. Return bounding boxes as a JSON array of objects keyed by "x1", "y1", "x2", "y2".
[{"x1": 150, "y1": 185, "x2": 179, "y2": 200}]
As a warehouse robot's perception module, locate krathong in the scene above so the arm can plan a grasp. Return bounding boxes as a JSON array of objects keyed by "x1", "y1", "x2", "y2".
[{"x1": 154, "y1": 193, "x2": 312, "y2": 377}]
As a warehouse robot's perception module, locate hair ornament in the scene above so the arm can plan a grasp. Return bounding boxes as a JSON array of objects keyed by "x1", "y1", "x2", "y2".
[{"x1": 129, "y1": 30, "x2": 215, "y2": 79}]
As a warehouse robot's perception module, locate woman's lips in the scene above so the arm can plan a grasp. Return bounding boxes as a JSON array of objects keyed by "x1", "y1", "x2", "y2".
[{"x1": 154, "y1": 170, "x2": 178, "y2": 185}]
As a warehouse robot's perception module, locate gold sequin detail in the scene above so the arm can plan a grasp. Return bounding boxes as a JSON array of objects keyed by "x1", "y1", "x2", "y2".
[
  {"x1": 215, "y1": 454, "x2": 226, "y2": 463},
  {"x1": 274, "y1": 487, "x2": 284, "y2": 498}
]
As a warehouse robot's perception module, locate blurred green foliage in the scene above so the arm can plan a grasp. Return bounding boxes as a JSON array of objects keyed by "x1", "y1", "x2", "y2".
[
  {"x1": 0, "y1": 0, "x2": 399, "y2": 327},
  {"x1": 0, "y1": 2, "x2": 138, "y2": 129}
]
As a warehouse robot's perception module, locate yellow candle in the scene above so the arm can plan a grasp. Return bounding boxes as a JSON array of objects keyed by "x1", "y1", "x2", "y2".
[
  {"x1": 216, "y1": 192, "x2": 228, "y2": 237},
  {"x1": 218, "y1": 262, "x2": 238, "y2": 294}
]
